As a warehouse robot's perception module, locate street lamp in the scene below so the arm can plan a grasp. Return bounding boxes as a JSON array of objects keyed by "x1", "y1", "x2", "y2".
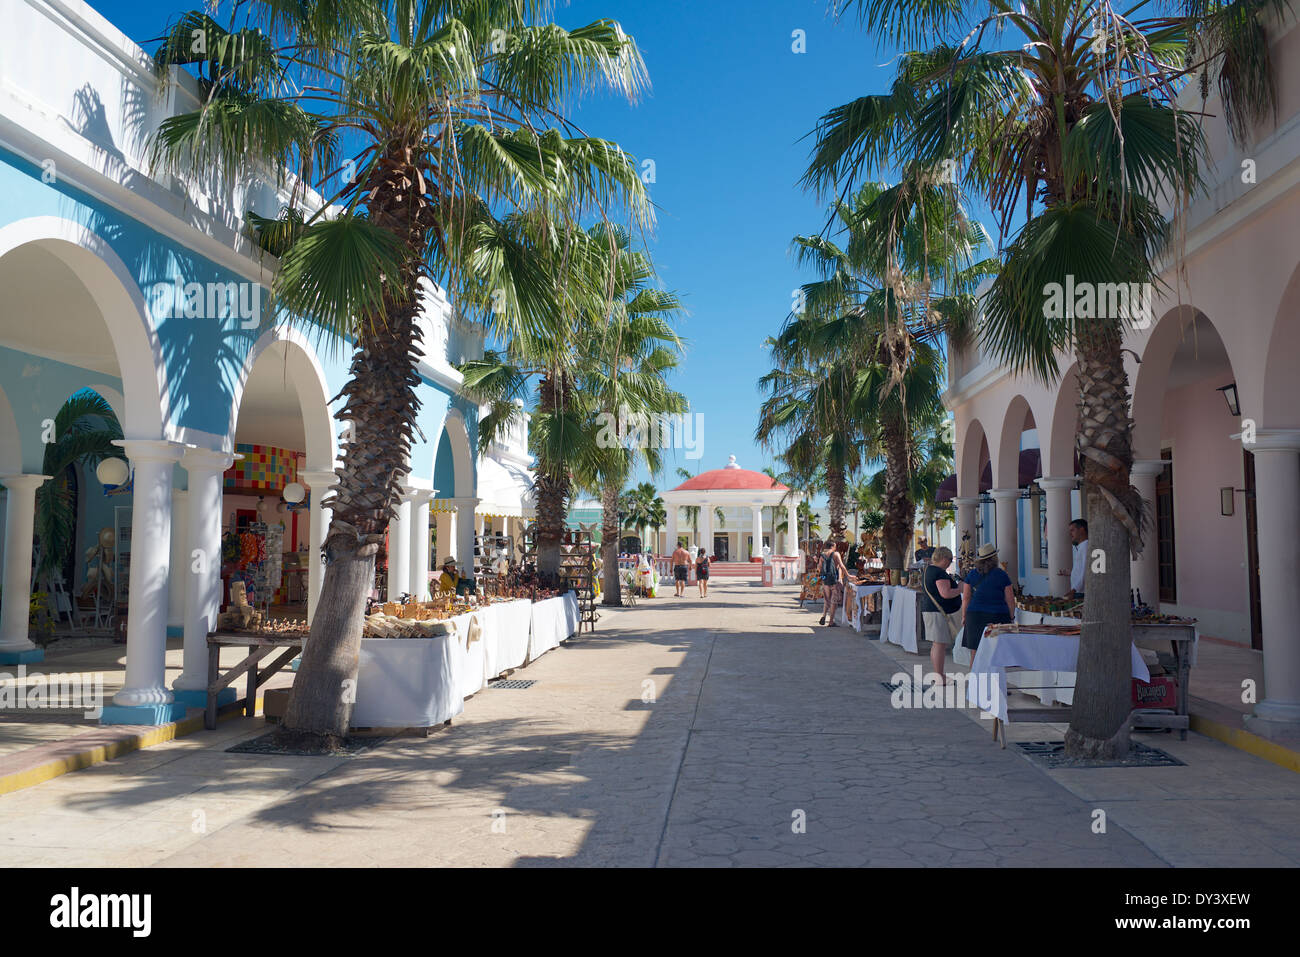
[{"x1": 1216, "y1": 382, "x2": 1241, "y2": 416}]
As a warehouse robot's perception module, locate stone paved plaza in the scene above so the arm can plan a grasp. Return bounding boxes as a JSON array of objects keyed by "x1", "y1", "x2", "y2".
[{"x1": 2, "y1": 581, "x2": 1297, "y2": 867}]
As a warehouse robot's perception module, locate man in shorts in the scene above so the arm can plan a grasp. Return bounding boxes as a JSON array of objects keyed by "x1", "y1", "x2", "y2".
[{"x1": 671, "y1": 542, "x2": 692, "y2": 597}]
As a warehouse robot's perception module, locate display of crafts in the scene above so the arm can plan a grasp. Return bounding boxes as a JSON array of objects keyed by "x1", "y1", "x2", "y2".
[
  {"x1": 984, "y1": 622, "x2": 1082, "y2": 638},
  {"x1": 1017, "y1": 594, "x2": 1084, "y2": 616}
]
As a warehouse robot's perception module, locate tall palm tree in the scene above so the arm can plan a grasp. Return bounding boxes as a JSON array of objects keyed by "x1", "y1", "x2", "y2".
[
  {"x1": 808, "y1": 0, "x2": 1287, "y2": 757},
  {"x1": 769, "y1": 182, "x2": 987, "y2": 569},
  {"x1": 756, "y1": 350, "x2": 861, "y2": 543},
  {"x1": 150, "y1": 0, "x2": 650, "y2": 746},
  {"x1": 577, "y1": 230, "x2": 687, "y2": 604}
]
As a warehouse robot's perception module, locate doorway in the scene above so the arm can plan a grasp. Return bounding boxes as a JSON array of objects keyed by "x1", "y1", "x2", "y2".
[
  {"x1": 1244, "y1": 449, "x2": 1262, "y2": 650},
  {"x1": 1156, "y1": 450, "x2": 1176, "y2": 604},
  {"x1": 713, "y1": 534, "x2": 729, "y2": 561}
]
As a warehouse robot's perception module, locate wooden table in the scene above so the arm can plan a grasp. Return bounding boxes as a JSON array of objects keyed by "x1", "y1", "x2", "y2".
[{"x1": 206, "y1": 633, "x2": 303, "y2": 730}]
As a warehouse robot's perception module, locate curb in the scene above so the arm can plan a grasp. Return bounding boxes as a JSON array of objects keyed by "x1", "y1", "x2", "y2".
[
  {"x1": 0, "y1": 696, "x2": 263, "y2": 797},
  {"x1": 1188, "y1": 710, "x2": 1300, "y2": 774}
]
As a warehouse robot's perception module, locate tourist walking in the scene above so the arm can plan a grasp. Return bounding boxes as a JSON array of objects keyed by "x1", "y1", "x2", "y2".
[
  {"x1": 671, "y1": 542, "x2": 692, "y2": 597},
  {"x1": 695, "y1": 547, "x2": 711, "y2": 597},
  {"x1": 920, "y1": 546, "x2": 963, "y2": 682},
  {"x1": 818, "y1": 539, "x2": 850, "y2": 626},
  {"x1": 961, "y1": 543, "x2": 1016, "y2": 653}
]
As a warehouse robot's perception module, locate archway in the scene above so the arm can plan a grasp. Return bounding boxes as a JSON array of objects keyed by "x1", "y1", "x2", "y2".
[
  {"x1": 431, "y1": 407, "x2": 476, "y2": 575},
  {"x1": 223, "y1": 333, "x2": 337, "y2": 618},
  {"x1": 0, "y1": 221, "x2": 165, "y2": 666},
  {"x1": 0, "y1": 219, "x2": 166, "y2": 447},
  {"x1": 1131, "y1": 307, "x2": 1250, "y2": 643}
]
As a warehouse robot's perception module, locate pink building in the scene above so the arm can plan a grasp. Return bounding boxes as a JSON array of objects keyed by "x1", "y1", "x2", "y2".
[{"x1": 944, "y1": 14, "x2": 1300, "y2": 741}]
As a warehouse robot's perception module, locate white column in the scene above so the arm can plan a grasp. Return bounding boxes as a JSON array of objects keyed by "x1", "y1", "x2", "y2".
[
  {"x1": 455, "y1": 497, "x2": 480, "y2": 573},
  {"x1": 434, "y1": 507, "x2": 453, "y2": 564},
  {"x1": 174, "y1": 449, "x2": 235, "y2": 693},
  {"x1": 113, "y1": 440, "x2": 185, "y2": 709},
  {"x1": 699, "y1": 500, "x2": 712, "y2": 556},
  {"x1": 990, "y1": 488, "x2": 1021, "y2": 584},
  {"x1": 299, "y1": 468, "x2": 335, "y2": 624},
  {"x1": 1129, "y1": 461, "x2": 1164, "y2": 608},
  {"x1": 1038, "y1": 477, "x2": 1076, "y2": 597},
  {"x1": 751, "y1": 502, "x2": 763, "y2": 558},
  {"x1": 388, "y1": 491, "x2": 412, "y2": 601},
  {"x1": 785, "y1": 498, "x2": 799, "y2": 556},
  {"x1": 167, "y1": 488, "x2": 188, "y2": 631},
  {"x1": 409, "y1": 489, "x2": 433, "y2": 600},
  {"x1": 666, "y1": 505, "x2": 678, "y2": 552},
  {"x1": 1244, "y1": 431, "x2": 1300, "y2": 739},
  {"x1": 953, "y1": 496, "x2": 979, "y2": 572},
  {"x1": 0, "y1": 474, "x2": 51, "y2": 659}
]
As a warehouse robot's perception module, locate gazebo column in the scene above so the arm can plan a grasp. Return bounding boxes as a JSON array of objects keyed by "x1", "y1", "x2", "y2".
[
  {"x1": 103, "y1": 439, "x2": 188, "y2": 725},
  {"x1": 408, "y1": 489, "x2": 433, "y2": 600},
  {"x1": 1129, "y1": 461, "x2": 1164, "y2": 608},
  {"x1": 173, "y1": 448, "x2": 236, "y2": 708},
  {"x1": 299, "y1": 468, "x2": 336, "y2": 624},
  {"x1": 990, "y1": 488, "x2": 1021, "y2": 584},
  {"x1": 699, "y1": 500, "x2": 712, "y2": 557},
  {"x1": 1038, "y1": 477, "x2": 1076, "y2": 597},
  {"x1": 751, "y1": 502, "x2": 763, "y2": 559},
  {"x1": 1245, "y1": 431, "x2": 1300, "y2": 740},
  {"x1": 785, "y1": 498, "x2": 800, "y2": 556},
  {"x1": 0, "y1": 474, "x2": 51, "y2": 664},
  {"x1": 666, "y1": 505, "x2": 678, "y2": 552}
]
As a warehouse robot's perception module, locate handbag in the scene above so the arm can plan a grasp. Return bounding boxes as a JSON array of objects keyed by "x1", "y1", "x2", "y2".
[{"x1": 923, "y1": 571, "x2": 962, "y2": 642}]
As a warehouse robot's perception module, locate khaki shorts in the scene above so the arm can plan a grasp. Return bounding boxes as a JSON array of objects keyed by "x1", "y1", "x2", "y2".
[{"x1": 923, "y1": 610, "x2": 962, "y2": 645}]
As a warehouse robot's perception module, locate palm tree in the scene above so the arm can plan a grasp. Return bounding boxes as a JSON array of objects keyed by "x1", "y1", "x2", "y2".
[
  {"x1": 578, "y1": 230, "x2": 687, "y2": 603},
  {"x1": 150, "y1": 1, "x2": 650, "y2": 746},
  {"x1": 756, "y1": 350, "x2": 861, "y2": 543},
  {"x1": 769, "y1": 182, "x2": 987, "y2": 570},
  {"x1": 808, "y1": 0, "x2": 1287, "y2": 757},
  {"x1": 35, "y1": 391, "x2": 123, "y2": 583}
]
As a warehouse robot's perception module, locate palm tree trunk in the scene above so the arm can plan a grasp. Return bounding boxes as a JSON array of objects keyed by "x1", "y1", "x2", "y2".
[
  {"x1": 1066, "y1": 321, "x2": 1141, "y2": 760},
  {"x1": 881, "y1": 419, "x2": 912, "y2": 576},
  {"x1": 825, "y1": 465, "x2": 848, "y2": 542},
  {"x1": 600, "y1": 479, "x2": 622, "y2": 605},
  {"x1": 533, "y1": 370, "x2": 571, "y2": 584},
  {"x1": 280, "y1": 152, "x2": 429, "y2": 749}
]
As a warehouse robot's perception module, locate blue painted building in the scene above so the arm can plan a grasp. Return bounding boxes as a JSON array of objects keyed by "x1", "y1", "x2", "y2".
[{"x1": 0, "y1": 1, "x2": 489, "y2": 723}]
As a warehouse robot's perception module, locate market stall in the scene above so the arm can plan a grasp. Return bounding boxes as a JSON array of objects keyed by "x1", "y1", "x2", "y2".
[
  {"x1": 353, "y1": 633, "x2": 463, "y2": 729},
  {"x1": 836, "y1": 580, "x2": 885, "y2": 633},
  {"x1": 968, "y1": 623, "x2": 1152, "y2": 747},
  {"x1": 878, "y1": 584, "x2": 923, "y2": 653}
]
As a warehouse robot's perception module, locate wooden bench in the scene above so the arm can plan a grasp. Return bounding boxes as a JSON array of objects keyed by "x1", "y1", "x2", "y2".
[{"x1": 205, "y1": 634, "x2": 303, "y2": 730}]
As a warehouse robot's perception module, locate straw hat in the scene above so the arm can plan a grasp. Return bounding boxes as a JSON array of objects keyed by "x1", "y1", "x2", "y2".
[
  {"x1": 976, "y1": 543, "x2": 998, "y2": 560},
  {"x1": 440, "y1": 557, "x2": 457, "y2": 569}
]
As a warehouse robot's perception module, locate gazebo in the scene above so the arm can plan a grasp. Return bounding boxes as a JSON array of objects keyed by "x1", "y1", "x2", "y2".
[{"x1": 662, "y1": 455, "x2": 801, "y2": 558}]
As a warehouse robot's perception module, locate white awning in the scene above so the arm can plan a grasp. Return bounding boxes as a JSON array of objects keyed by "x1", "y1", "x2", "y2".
[{"x1": 475, "y1": 455, "x2": 536, "y2": 518}]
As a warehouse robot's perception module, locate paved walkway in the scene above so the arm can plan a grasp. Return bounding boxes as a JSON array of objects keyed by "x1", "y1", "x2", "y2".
[{"x1": 1, "y1": 581, "x2": 1296, "y2": 866}]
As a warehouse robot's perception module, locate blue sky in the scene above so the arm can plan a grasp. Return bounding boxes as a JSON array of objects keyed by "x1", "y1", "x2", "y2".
[{"x1": 89, "y1": 0, "x2": 928, "y2": 512}]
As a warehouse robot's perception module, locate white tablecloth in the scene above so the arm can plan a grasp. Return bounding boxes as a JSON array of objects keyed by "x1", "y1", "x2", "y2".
[
  {"x1": 353, "y1": 635, "x2": 463, "y2": 728},
  {"x1": 448, "y1": 610, "x2": 489, "y2": 698},
  {"x1": 879, "y1": 586, "x2": 921, "y2": 653},
  {"x1": 969, "y1": 631, "x2": 1151, "y2": 722},
  {"x1": 483, "y1": 599, "x2": 533, "y2": 679},
  {"x1": 837, "y1": 582, "x2": 884, "y2": 632},
  {"x1": 529, "y1": 593, "x2": 580, "y2": 660}
]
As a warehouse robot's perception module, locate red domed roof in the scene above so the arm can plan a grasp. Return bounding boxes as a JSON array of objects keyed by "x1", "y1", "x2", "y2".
[{"x1": 673, "y1": 459, "x2": 788, "y2": 492}]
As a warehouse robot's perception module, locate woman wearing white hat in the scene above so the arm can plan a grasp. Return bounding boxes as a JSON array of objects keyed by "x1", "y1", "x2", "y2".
[{"x1": 960, "y1": 542, "x2": 1016, "y2": 653}]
